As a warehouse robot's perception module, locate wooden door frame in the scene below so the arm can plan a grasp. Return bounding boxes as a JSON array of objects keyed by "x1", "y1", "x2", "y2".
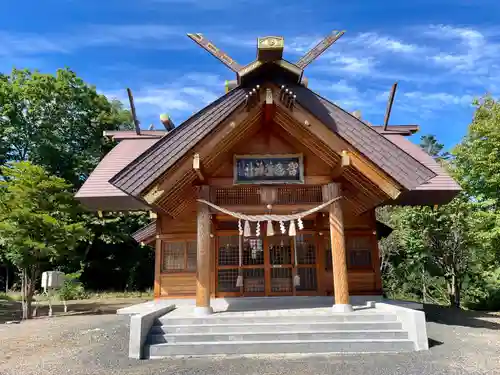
[
  {"x1": 266, "y1": 235, "x2": 294, "y2": 296},
  {"x1": 214, "y1": 228, "x2": 321, "y2": 297}
]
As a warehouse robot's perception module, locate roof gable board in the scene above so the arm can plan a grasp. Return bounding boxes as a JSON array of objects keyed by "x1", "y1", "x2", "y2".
[
  {"x1": 110, "y1": 87, "x2": 247, "y2": 196},
  {"x1": 288, "y1": 84, "x2": 436, "y2": 190}
]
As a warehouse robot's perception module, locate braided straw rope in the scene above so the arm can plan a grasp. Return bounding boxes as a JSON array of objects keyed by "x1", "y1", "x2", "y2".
[{"x1": 196, "y1": 196, "x2": 343, "y2": 222}]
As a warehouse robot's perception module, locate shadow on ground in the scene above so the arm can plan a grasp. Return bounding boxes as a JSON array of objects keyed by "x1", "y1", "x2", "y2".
[
  {"x1": 424, "y1": 304, "x2": 500, "y2": 330},
  {"x1": 0, "y1": 298, "x2": 148, "y2": 323}
]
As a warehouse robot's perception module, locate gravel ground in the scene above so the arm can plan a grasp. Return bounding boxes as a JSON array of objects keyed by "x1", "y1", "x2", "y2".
[{"x1": 0, "y1": 305, "x2": 499, "y2": 375}]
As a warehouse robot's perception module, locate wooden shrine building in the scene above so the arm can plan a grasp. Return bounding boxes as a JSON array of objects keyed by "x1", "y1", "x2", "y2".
[{"x1": 76, "y1": 32, "x2": 460, "y2": 314}]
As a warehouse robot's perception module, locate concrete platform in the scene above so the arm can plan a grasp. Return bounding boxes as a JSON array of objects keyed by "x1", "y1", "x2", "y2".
[{"x1": 117, "y1": 296, "x2": 423, "y2": 316}]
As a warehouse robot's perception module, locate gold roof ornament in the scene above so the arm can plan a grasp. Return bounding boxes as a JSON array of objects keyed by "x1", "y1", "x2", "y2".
[{"x1": 257, "y1": 36, "x2": 284, "y2": 61}]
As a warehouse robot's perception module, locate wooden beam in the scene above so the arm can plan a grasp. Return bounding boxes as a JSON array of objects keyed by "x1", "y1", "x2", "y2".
[
  {"x1": 187, "y1": 33, "x2": 242, "y2": 72},
  {"x1": 348, "y1": 153, "x2": 401, "y2": 200},
  {"x1": 383, "y1": 82, "x2": 398, "y2": 131},
  {"x1": 126, "y1": 88, "x2": 141, "y2": 136},
  {"x1": 263, "y1": 88, "x2": 275, "y2": 124},
  {"x1": 323, "y1": 182, "x2": 352, "y2": 311},
  {"x1": 193, "y1": 153, "x2": 205, "y2": 182},
  {"x1": 154, "y1": 219, "x2": 161, "y2": 299},
  {"x1": 196, "y1": 185, "x2": 213, "y2": 314},
  {"x1": 295, "y1": 30, "x2": 345, "y2": 69},
  {"x1": 332, "y1": 150, "x2": 350, "y2": 179}
]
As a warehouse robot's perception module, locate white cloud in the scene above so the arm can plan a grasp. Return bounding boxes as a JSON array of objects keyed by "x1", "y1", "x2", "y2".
[
  {"x1": 349, "y1": 32, "x2": 420, "y2": 54},
  {"x1": 101, "y1": 73, "x2": 224, "y2": 124},
  {"x1": 423, "y1": 24, "x2": 500, "y2": 82},
  {"x1": 403, "y1": 91, "x2": 474, "y2": 107}
]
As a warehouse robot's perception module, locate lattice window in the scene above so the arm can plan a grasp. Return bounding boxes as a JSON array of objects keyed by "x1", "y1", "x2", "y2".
[
  {"x1": 186, "y1": 240, "x2": 197, "y2": 271},
  {"x1": 276, "y1": 186, "x2": 322, "y2": 204},
  {"x1": 162, "y1": 242, "x2": 186, "y2": 272},
  {"x1": 347, "y1": 236, "x2": 373, "y2": 270},
  {"x1": 218, "y1": 236, "x2": 240, "y2": 266},
  {"x1": 161, "y1": 240, "x2": 197, "y2": 273},
  {"x1": 295, "y1": 234, "x2": 316, "y2": 264},
  {"x1": 243, "y1": 237, "x2": 264, "y2": 265},
  {"x1": 270, "y1": 268, "x2": 292, "y2": 293},
  {"x1": 295, "y1": 268, "x2": 317, "y2": 291},
  {"x1": 269, "y1": 237, "x2": 292, "y2": 265},
  {"x1": 214, "y1": 187, "x2": 260, "y2": 205},
  {"x1": 213, "y1": 186, "x2": 322, "y2": 206},
  {"x1": 324, "y1": 234, "x2": 374, "y2": 271},
  {"x1": 217, "y1": 269, "x2": 239, "y2": 292},
  {"x1": 243, "y1": 268, "x2": 265, "y2": 293},
  {"x1": 324, "y1": 236, "x2": 332, "y2": 271}
]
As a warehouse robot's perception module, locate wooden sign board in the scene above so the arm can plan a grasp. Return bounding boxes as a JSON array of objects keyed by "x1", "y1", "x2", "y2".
[{"x1": 234, "y1": 154, "x2": 304, "y2": 184}]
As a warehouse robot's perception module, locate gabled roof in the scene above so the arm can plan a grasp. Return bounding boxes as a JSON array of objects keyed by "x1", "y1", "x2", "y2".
[
  {"x1": 132, "y1": 221, "x2": 156, "y2": 244},
  {"x1": 383, "y1": 134, "x2": 461, "y2": 205},
  {"x1": 110, "y1": 87, "x2": 247, "y2": 196},
  {"x1": 75, "y1": 138, "x2": 160, "y2": 210},
  {"x1": 288, "y1": 84, "x2": 436, "y2": 190}
]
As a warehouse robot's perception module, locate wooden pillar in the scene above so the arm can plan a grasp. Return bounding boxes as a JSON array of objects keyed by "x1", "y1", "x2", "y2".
[
  {"x1": 195, "y1": 185, "x2": 213, "y2": 315},
  {"x1": 323, "y1": 183, "x2": 353, "y2": 312},
  {"x1": 153, "y1": 218, "x2": 162, "y2": 299}
]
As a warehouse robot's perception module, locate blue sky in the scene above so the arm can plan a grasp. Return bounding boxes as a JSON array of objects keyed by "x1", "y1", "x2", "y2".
[{"x1": 1, "y1": 0, "x2": 500, "y2": 149}]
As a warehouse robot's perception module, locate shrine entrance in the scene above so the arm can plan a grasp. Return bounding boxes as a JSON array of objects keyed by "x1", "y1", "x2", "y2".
[{"x1": 215, "y1": 229, "x2": 320, "y2": 297}]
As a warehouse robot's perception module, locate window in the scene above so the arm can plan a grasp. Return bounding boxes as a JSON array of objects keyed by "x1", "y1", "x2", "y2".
[
  {"x1": 324, "y1": 233, "x2": 374, "y2": 271},
  {"x1": 324, "y1": 237, "x2": 332, "y2": 271},
  {"x1": 347, "y1": 236, "x2": 372, "y2": 270},
  {"x1": 161, "y1": 240, "x2": 197, "y2": 272}
]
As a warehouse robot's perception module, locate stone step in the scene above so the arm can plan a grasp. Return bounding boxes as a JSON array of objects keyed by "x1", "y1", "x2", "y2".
[
  {"x1": 148, "y1": 329, "x2": 408, "y2": 344},
  {"x1": 146, "y1": 339, "x2": 415, "y2": 358},
  {"x1": 157, "y1": 313, "x2": 398, "y2": 326},
  {"x1": 150, "y1": 321, "x2": 403, "y2": 334}
]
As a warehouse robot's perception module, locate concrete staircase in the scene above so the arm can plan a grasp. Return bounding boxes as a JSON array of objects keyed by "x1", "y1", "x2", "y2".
[{"x1": 144, "y1": 311, "x2": 415, "y2": 358}]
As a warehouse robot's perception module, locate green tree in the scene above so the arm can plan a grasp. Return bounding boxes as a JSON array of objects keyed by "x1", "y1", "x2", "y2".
[
  {"x1": 0, "y1": 162, "x2": 86, "y2": 319},
  {"x1": 452, "y1": 95, "x2": 500, "y2": 309},
  {"x1": 400, "y1": 197, "x2": 479, "y2": 307},
  {"x1": 0, "y1": 68, "x2": 132, "y2": 188},
  {"x1": 420, "y1": 134, "x2": 450, "y2": 161},
  {"x1": 453, "y1": 96, "x2": 500, "y2": 206}
]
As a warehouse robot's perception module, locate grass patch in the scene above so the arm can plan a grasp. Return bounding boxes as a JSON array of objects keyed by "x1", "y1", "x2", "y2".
[
  {"x1": 0, "y1": 292, "x2": 14, "y2": 301},
  {"x1": 87, "y1": 289, "x2": 154, "y2": 299}
]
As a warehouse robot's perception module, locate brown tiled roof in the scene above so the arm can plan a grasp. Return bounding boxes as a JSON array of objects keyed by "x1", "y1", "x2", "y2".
[
  {"x1": 75, "y1": 138, "x2": 159, "y2": 210},
  {"x1": 110, "y1": 87, "x2": 247, "y2": 196},
  {"x1": 289, "y1": 84, "x2": 437, "y2": 190},
  {"x1": 132, "y1": 221, "x2": 156, "y2": 244},
  {"x1": 383, "y1": 134, "x2": 461, "y2": 205}
]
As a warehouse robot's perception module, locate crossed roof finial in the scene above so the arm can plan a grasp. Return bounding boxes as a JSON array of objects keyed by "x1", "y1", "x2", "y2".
[{"x1": 187, "y1": 30, "x2": 345, "y2": 84}]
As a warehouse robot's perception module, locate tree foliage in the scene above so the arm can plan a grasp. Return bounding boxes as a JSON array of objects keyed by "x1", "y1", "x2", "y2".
[
  {"x1": 381, "y1": 96, "x2": 500, "y2": 310},
  {"x1": 0, "y1": 161, "x2": 86, "y2": 318},
  {"x1": 0, "y1": 68, "x2": 132, "y2": 188},
  {"x1": 453, "y1": 96, "x2": 500, "y2": 206}
]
